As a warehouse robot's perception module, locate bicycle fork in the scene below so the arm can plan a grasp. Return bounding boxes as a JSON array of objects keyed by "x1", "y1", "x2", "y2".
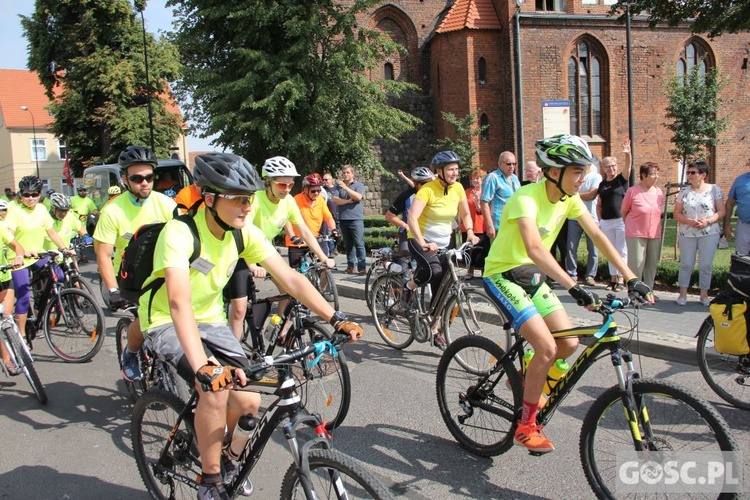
[{"x1": 611, "y1": 349, "x2": 654, "y2": 451}]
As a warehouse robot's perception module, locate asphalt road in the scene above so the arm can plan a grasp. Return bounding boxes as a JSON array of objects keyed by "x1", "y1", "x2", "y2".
[{"x1": 0, "y1": 262, "x2": 748, "y2": 499}]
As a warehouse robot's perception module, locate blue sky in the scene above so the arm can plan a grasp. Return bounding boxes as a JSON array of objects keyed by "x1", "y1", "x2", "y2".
[{"x1": 0, "y1": 0, "x2": 219, "y2": 152}]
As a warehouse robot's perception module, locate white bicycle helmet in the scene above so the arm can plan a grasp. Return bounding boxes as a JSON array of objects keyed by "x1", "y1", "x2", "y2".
[
  {"x1": 0, "y1": 200, "x2": 7, "y2": 210},
  {"x1": 261, "y1": 156, "x2": 299, "y2": 178},
  {"x1": 50, "y1": 193, "x2": 72, "y2": 210}
]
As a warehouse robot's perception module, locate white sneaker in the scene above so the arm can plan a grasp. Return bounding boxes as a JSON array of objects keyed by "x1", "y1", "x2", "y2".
[
  {"x1": 700, "y1": 297, "x2": 711, "y2": 307},
  {"x1": 676, "y1": 296, "x2": 687, "y2": 306}
]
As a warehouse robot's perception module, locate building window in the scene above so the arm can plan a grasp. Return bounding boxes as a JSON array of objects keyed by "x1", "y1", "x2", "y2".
[
  {"x1": 536, "y1": 0, "x2": 565, "y2": 11},
  {"x1": 478, "y1": 57, "x2": 487, "y2": 85},
  {"x1": 58, "y1": 140, "x2": 68, "y2": 160},
  {"x1": 677, "y1": 40, "x2": 709, "y2": 82},
  {"x1": 31, "y1": 138, "x2": 47, "y2": 162},
  {"x1": 568, "y1": 39, "x2": 603, "y2": 137},
  {"x1": 479, "y1": 114, "x2": 490, "y2": 141},
  {"x1": 384, "y1": 62, "x2": 394, "y2": 80}
]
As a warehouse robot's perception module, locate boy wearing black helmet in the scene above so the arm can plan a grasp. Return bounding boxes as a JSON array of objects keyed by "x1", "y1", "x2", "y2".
[{"x1": 482, "y1": 135, "x2": 653, "y2": 454}]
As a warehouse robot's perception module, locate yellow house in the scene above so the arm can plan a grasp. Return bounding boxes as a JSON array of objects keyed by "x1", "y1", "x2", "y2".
[{"x1": 0, "y1": 68, "x2": 188, "y2": 194}]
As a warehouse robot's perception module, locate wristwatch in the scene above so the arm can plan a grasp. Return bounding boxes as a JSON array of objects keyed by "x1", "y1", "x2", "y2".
[
  {"x1": 329, "y1": 311, "x2": 347, "y2": 327},
  {"x1": 109, "y1": 287, "x2": 119, "y2": 294}
]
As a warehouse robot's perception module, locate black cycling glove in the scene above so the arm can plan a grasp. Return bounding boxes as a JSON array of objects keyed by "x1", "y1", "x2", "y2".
[
  {"x1": 568, "y1": 284, "x2": 601, "y2": 308},
  {"x1": 627, "y1": 278, "x2": 651, "y2": 302},
  {"x1": 290, "y1": 235, "x2": 303, "y2": 245}
]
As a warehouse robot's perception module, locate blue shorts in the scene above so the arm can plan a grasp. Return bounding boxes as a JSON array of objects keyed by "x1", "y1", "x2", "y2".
[{"x1": 483, "y1": 273, "x2": 564, "y2": 332}]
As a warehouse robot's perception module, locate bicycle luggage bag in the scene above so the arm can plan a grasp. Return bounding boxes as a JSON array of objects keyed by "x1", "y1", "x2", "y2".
[
  {"x1": 709, "y1": 291, "x2": 750, "y2": 355},
  {"x1": 728, "y1": 253, "x2": 750, "y2": 298}
]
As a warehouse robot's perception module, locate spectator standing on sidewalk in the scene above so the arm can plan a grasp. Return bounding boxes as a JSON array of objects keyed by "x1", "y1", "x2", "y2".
[
  {"x1": 724, "y1": 157, "x2": 750, "y2": 255},
  {"x1": 566, "y1": 161, "x2": 602, "y2": 285},
  {"x1": 674, "y1": 160, "x2": 725, "y2": 306},
  {"x1": 321, "y1": 172, "x2": 338, "y2": 256},
  {"x1": 481, "y1": 151, "x2": 520, "y2": 241},
  {"x1": 621, "y1": 162, "x2": 664, "y2": 295},
  {"x1": 523, "y1": 160, "x2": 542, "y2": 185},
  {"x1": 332, "y1": 166, "x2": 367, "y2": 274},
  {"x1": 462, "y1": 168, "x2": 488, "y2": 277}
]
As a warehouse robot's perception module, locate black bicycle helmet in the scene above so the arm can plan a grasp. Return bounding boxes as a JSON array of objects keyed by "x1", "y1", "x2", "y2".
[
  {"x1": 410, "y1": 166, "x2": 435, "y2": 183},
  {"x1": 194, "y1": 153, "x2": 264, "y2": 194},
  {"x1": 19, "y1": 176, "x2": 43, "y2": 193},
  {"x1": 430, "y1": 150, "x2": 461, "y2": 170},
  {"x1": 118, "y1": 145, "x2": 158, "y2": 172}
]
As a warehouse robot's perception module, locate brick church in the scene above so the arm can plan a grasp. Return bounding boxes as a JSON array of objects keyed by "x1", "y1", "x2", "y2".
[{"x1": 356, "y1": 0, "x2": 750, "y2": 213}]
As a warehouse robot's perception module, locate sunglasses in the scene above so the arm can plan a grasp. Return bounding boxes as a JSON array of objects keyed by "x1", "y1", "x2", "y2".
[
  {"x1": 270, "y1": 180, "x2": 294, "y2": 189},
  {"x1": 128, "y1": 174, "x2": 155, "y2": 183},
  {"x1": 21, "y1": 192, "x2": 40, "y2": 198},
  {"x1": 308, "y1": 189, "x2": 321, "y2": 194},
  {"x1": 686, "y1": 171, "x2": 700, "y2": 175},
  {"x1": 505, "y1": 162, "x2": 517, "y2": 166},
  {"x1": 217, "y1": 193, "x2": 255, "y2": 206}
]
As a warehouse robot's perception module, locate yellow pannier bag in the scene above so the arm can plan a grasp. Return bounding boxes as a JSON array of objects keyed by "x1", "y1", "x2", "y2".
[{"x1": 710, "y1": 292, "x2": 750, "y2": 355}]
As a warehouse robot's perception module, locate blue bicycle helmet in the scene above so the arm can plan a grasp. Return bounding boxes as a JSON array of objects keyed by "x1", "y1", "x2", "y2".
[{"x1": 430, "y1": 150, "x2": 462, "y2": 170}]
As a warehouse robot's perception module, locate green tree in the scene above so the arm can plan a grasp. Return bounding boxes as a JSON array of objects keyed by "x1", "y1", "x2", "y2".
[
  {"x1": 432, "y1": 112, "x2": 487, "y2": 177},
  {"x1": 168, "y1": 0, "x2": 421, "y2": 176},
  {"x1": 612, "y1": 0, "x2": 750, "y2": 38},
  {"x1": 664, "y1": 63, "x2": 728, "y2": 182},
  {"x1": 21, "y1": 0, "x2": 182, "y2": 174}
]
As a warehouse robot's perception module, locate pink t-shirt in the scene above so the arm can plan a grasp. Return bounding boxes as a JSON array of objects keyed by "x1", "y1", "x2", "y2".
[{"x1": 622, "y1": 185, "x2": 664, "y2": 239}]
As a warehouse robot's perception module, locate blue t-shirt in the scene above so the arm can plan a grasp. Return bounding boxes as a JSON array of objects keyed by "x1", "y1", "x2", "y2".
[
  {"x1": 481, "y1": 170, "x2": 520, "y2": 230},
  {"x1": 728, "y1": 172, "x2": 750, "y2": 223}
]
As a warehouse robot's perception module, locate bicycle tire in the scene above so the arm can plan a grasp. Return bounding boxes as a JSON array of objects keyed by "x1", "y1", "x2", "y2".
[
  {"x1": 696, "y1": 316, "x2": 750, "y2": 410},
  {"x1": 280, "y1": 448, "x2": 393, "y2": 500},
  {"x1": 43, "y1": 288, "x2": 106, "y2": 363},
  {"x1": 132, "y1": 389, "x2": 200, "y2": 500},
  {"x1": 436, "y1": 335, "x2": 522, "y2": 457},
  {"x1": 317, "y1": 268, "x2": 339, "y2": 311},
  {"x1": 364, "y1": 262, "x2": 383, "y2": 310},
  {"x1": 115, "y1": 317, "x2": 147, "y2": 401},
  {"x1": 370, "y1": 274, "x2": 414, "y2": 350},
  {"x1": 68, "y1": 275, "x2": 97, "y2": 301},
  {"x1": 290, "y1": 321, "x2": 351, "y2": 430},
  {"x1": 442, "y1": 289, "x2": 512, "y2": 351},
  {"x1": 580, "y1": 379, "x2": 739, "y2": 499},
  {"x1": 5, "y1": 324, "x2": 47, "y2": 404}
]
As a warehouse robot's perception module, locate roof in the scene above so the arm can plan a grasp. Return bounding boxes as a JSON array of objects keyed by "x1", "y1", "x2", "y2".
[
  {"x1": 0, "y1": 69, "x2": 55, "y2": 128},
  {"x1": 436, "y1": 0, "x2": 502, "y2": 33}
]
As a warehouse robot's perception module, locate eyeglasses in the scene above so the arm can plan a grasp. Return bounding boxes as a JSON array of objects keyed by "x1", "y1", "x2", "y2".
[
  {"x1": 505, "y1": 162, "x2": 517, "y2": 166},
  {"x1": 323, "y1": 178, "x2": 333, "y2": 182},
  {"x1": 128, "y1": 174, "x2": 155, "y2": 183},
  {"x1": 686, "y1": 171, "x2": 700, "y2": 175},
  {"x1": 308, "y1": 189, "x2": 321, "y2": 194},
  {"x1": 21, "y1": 192, "x2": 40, "y2": 198},
  {"x1": 217, "y1": 193, "x2": 255, "y2": 206},
  {"x1": 270, "y1": 180, "x2": 294, "y2": 189}
]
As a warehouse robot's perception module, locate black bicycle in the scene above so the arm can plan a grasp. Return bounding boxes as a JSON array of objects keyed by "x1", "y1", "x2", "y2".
[
  {"x1": 297, "y1": 237, "x2": 339, "y2": 311},
  {"x1": 26, "y1": 251, "x2": 106, "y2": 363},
  {"x1": 437, "y1": 295, "x2": 738, "y2": 498},
  {"x1": 132, "y1": 334, "x2": 391, "y2": 500}
]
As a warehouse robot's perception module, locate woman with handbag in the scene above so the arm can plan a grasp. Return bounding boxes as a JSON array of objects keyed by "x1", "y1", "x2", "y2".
[{"x1": 673, "y1": 160, "x2": 725, "y2": 306}]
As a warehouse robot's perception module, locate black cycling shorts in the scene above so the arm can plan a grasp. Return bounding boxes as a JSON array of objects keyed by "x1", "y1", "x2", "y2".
[{"x1": 225, "y1": 259, "x2": 251, "y2": 300}]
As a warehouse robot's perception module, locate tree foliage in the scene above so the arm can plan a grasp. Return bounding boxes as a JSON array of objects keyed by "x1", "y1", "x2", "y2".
[
  {"x1": 664, "y1": 63, "x2": 728, "y2": 181},
  {"x1": 612, "y1": 0, "x2": 750, "y2": 38},
  {"x1": 21, "y1": 0, "x2": 183, "y2": 174},
  {"x1": 432, "y1": 112, "x2": 488, "y2": 177},
  {"x1": 167, "y1": 0, "x2": 421, "y2": 176}
]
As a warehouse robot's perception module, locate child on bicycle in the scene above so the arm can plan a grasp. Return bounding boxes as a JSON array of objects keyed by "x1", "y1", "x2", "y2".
[
  {"x1": 141, "y1": 152, "x2": 362, "y2": 500},
  {"x1": 482, "y1": 135, "x2": 652, "y2": 454}
]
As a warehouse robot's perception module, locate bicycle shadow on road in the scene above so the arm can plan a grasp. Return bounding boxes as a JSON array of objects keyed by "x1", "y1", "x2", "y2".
[{"x1": 0, "y1": 465, "x2": 148, "y2": 499}]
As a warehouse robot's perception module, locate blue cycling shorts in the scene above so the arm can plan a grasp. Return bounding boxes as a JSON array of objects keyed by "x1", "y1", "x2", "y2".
[{"x1": 483, "y1": 273, "x2": 564, "y2": 332}]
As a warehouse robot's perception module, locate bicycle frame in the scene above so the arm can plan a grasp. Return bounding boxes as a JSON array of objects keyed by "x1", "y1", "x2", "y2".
[{"x1": 421, "y1": 244, "x2": 474, "y2": 329}]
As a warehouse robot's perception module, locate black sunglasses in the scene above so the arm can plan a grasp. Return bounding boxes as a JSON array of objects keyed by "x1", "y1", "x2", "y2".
[
  {"x1": 128, "y1": 174, "x2": 155, "y2": 183},
  {"x1": 21, "y1": 192, "x2": 40, "y2": 198}
]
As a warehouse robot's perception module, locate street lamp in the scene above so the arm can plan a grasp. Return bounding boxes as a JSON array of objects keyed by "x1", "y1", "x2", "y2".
[
  {"x1": 20, "y1": 105, "x2": 41, "y2": 178},
  {"x1": 135, "y1": 1, "x2": 155, "y2": 152}
]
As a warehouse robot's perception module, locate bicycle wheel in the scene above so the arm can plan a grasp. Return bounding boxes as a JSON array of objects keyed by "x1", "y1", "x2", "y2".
[
  {"x1": 280, "y1": 448, "x2": 393, "y2": 499},
  {"x1": 5, "y1": 325, "x2": 47, "y2": 404},
  {"x1": 68, "y1": 275, "x2": 97, "y2": 301},
  {"x1": 443, "y1": 289, "x2": 512, "y2": 350},
  {"x1": 436, "y1": 335, "x2": 521, "y2": 457},
  {"x1": 697, "y1": 316, "x2": 750, "y2": 410},
  {"x1": 290, "y1": 321, "x2": 351, "y2": 430},
  {"x1": 364, "y1": 262, "x2": 383, "y2": 310},
  {"x1": 115, "y1": 317, "x2": 147, "y2": 401},
  {"x1": 43, "y1": 288, "x2": 106, "y2": 363},
  {"x1": 317, "y1": 268, "x2": 339, "y2": 311},
  {"x1": 580, "y1": 379, "x2": 739, "y2": 499},
  {"x1": 132, "y1": 389, "x2": 200, "y2": 500},
  {"x1": 370, "y1": 275, "x2": 414, "y2": 349}
]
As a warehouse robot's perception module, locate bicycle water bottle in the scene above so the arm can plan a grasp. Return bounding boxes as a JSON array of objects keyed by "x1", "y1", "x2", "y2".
[
  {"x1": 543, "y1": 359, "x2": 570, "y2": 395},
  {"x1": 299, "y1": 260, "x2": 310, "y2": 274},
  {"x1": 522, "y1": 349, "x2": 534, "y2": 375},
  {"x1": 264, "y1": 314, "x2": 283, "y2": 341},
  {"x1": 228, "y1": 415, "x2": 258, "y2": 460}
]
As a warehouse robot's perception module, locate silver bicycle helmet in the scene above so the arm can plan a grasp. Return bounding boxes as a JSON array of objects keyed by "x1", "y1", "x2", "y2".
[
  {"x1": 410, "y1": 166, "x2": 436, "y2": 183},
  {"x1": 261, "y1": 156, "x2": 299, "y2": 178},
  {"x1": 50, "y1": 193, "x2": 72, "y2": 210}
]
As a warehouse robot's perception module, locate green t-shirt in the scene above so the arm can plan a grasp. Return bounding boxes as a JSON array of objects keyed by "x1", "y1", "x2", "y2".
[
  {"x1": 93, "y1": 192, "x2": 176, "y2": 271},
  {"x1": 484, "y1": 179, "x2": 586, "y2": 275},
  {"x1": 44, "y1": 212, "x2": 82, "y2": 250},
  {"x1": 0, "y1": 224, "x2": 15, "y2": 282},
  {"x1": 407, "y1": 178, "x2": 466, "y2": 249},
  {"x1": 250, "y1": 190, "x2": 303, "y2": 241},
  {"x1": 70, "y1": 195, "x2": 97, "y2": 218},
  {"x1": 42, "y1": 198, "x2": 51, "y2": 210},
  {"x1": 139, "y1": 209, "x2": 276, "y2": 331},
  {"x1": 4, "y1": 203, "x2": 54, "y2": 264}
]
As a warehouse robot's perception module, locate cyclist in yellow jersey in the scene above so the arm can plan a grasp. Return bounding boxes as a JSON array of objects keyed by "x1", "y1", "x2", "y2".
[
  {"x1": 407, "y1": 151, "x2": 479, "y2": 349},
  {"x1": 43, "y1": 193, "x2": 86, "y2": 251},
  {"x1": 482, "y1": 135, "x2": 653, "y2": 454},
  {"x1": 5, "y1": 176, "x2": 71, "y2": 338},
  {"x1": 0, "y1": 202, "x2": 25, "y2": 376},
  {"x1": 70, "y1": 185, "x2": 98, "y2": 221},
  {"x1": 94, "y1": 145, "x2": 177, "y2": 381},
  {"x1": 140, "y1": 153, "x2": 362, "y2": 499}
]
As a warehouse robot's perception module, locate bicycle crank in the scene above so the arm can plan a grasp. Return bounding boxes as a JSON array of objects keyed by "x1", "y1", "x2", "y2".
[{"x1": 410, "y1": 315, "x2": 431, "y2": 343}]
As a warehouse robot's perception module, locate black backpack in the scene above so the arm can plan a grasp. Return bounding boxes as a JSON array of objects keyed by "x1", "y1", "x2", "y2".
[{"x1": 117, "y1": 214, "x2": 244, "y2": 321}]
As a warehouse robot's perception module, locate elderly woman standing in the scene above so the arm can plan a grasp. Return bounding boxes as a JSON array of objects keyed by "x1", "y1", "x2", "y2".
[
  {"x1": 673, "y1": 160, "x2": 725, "y2": 306},
  {"x1": 621, "y1": 163, "x2": 664, "y2": 296}
]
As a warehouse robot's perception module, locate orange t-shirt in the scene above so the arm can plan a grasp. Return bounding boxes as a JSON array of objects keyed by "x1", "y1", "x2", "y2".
[
  {"x1": 175, "y1": 184, "x2": 202, "y2": 214},
  {"x1": 285, "y1": 192, "x2": 334, "y2": 247}
]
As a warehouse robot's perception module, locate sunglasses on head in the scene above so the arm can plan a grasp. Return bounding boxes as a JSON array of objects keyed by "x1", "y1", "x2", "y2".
[
  {"x1": 21, "y1": 192, "x2": 40, "y2": 198},
  {"x1": 217, "y1": 193, "x2": 255, "y2": 206},
  {"x1": 128, "y1": 174, "x2": 155, "y2": 183},
  {"x1": 271, "y1": 180, "x2": 294, "y2": 189}
]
